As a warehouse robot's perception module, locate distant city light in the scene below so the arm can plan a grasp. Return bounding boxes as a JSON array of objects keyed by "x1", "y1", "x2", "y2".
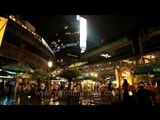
[
  {"x1": 100, "y1": 53, "x2": 111, "y2": 58},
  {"x1": 28, "y1": 96, "x2": 31, "y2": 99},
  {"x1": 64, "y1": 26, "x2": 68, "y2": 29},
  {"x1": 67, "y1": 54, "x2": 78, "y2": 57}
]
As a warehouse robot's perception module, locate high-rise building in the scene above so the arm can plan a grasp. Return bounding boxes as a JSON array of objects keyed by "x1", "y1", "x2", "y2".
[{"x1": 51, "y1": 16, "x2": 81, "y2": 67}]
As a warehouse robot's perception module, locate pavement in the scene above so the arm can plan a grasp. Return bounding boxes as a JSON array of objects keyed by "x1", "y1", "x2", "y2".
[{"x1": 0, "y1": 93, "x2": 120, "y2": 105}]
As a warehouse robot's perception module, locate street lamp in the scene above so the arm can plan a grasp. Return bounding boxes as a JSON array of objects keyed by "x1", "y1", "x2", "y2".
[
  {"x1": 48, "y1": 61, "x2": 53, "y2": 81},
  {"x1": 48, "y1": 61, "x2": 53, "y2": 68}
]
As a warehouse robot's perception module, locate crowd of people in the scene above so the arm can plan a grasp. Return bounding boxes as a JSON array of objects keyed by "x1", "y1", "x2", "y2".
[
  {"x1": 1, "y1": 77, "x2": 160, "y2": 106},
  {"x1": 96, "y1": 79, "x2": 159, "y2": 106},
  {"x1": 122, "y1": 79, "x2": 156, "y2": 106},
  {"x1": 0, "y1": 79, "x2": 15, "y2": 105}
]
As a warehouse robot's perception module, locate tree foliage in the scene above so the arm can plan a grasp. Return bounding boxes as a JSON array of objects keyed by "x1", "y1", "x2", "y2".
[
  {"x1": 58, "y1": 68, "x2": 82, "y2": 82},
  {"x1": 31, "y1": 69, "x2": 48, "y2": 81}
]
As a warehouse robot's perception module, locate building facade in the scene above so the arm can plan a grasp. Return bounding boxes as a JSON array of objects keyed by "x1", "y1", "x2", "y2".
[
  {"x1": 0, "y1": 15, "x2": 55, "y2": 70},
  {"x1": 51, "y1": 17, "x2": 81, "y2": 67}
]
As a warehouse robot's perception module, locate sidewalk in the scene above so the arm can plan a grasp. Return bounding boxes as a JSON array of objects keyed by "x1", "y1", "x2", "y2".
[{"x1": 80, "y1": 93, "x2": 119, "y2": 105}]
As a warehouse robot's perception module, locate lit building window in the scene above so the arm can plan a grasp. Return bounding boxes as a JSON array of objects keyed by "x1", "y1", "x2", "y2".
[
  {"x1": 28, "y1": 28, "x2": 32, "y2": 32},
  {"x1": 100, "y1": 53, "x2": 111, "y2": 58},
  {"x1": 22, "y1": 24, "x2": 27, "y2": 29},
  {"x1": 64, "y1": 26, "x2": 68, "y2": 29},
  {"x1": 9, "y1": 15, "x2": 16, "y2": 21},
  {"x1": 32, "y1": 31, "x2": 36, "y2": 35}
]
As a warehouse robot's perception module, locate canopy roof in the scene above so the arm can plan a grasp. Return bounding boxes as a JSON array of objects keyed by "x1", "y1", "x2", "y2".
[{"x1": 2, "y1": 65, "x2": 34, "y2": 73}]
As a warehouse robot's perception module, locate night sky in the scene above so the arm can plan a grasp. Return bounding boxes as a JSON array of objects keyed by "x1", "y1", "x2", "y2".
[{"x1": 22, "y1": 15, "x2": 149, "y2": 49}]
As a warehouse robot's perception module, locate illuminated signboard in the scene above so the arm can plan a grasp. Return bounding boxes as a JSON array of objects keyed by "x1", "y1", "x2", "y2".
[
  {"x1": 0, "y1": 17, "x2": 8, "y2": 47},
  {"x1": 77, "y1": 15, "x2": 87, "y2": 53}
]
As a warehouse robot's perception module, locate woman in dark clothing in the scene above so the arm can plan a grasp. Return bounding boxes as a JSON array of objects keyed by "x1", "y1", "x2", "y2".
[{"x1": 122, "y1": 79, "x2": 130, "y2": 105}]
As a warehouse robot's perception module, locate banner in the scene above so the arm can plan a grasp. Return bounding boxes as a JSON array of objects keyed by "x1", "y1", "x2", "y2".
[{"x1": 0, "y1": 17, "x2": 8, "y2": 47}]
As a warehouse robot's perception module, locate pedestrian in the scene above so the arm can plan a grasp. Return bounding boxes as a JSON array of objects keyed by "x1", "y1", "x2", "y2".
[
  {"x1": 122, "y1": 79, "x2": 130, "y2": 105},
  {"x1": 136, "y1": 83, "x2": 154, "y2": 107}
]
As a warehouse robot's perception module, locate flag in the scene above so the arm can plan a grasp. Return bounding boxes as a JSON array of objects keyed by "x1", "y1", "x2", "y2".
[{"x1": 0, "y1": 16, "x2": 8, "y2": 47}]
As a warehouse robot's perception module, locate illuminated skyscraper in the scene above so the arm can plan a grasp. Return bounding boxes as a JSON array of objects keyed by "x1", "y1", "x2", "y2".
[
  {"x1": 51, "y1": 15, "x2": 87, "y2": 67},
  {"x1": 51, "y1": 16, "x2": 81, "y2": 67}
]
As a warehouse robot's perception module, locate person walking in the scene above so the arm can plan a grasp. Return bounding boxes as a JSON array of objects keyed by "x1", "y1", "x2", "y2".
[
  {"x1": 122, "y1": 79, "x2": 130, "y2": 105},
  {"x1": 136, "y1": 83, "x2": 154, "y2": 107}
]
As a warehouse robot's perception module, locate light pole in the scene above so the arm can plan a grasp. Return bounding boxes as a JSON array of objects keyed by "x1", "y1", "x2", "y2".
[{"x1": 48, "y1": 61, "x2": 53, "y2": 81}]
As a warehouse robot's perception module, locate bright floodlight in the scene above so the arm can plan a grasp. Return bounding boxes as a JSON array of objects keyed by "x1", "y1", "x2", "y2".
[
  {"x1": 77, "y1": 15, "x2": 87, "y2": 53},
  {"x1": 48, "y1": 61, "x2": 53, "y2": 68}
]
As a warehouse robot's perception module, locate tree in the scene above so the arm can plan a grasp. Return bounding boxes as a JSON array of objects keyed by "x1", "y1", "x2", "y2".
[
  {"x1": 58, "y1": 68, "x2": 82, "y2": 89},
  {"x1": 58, "y1": 68, "x2": 82, "y2": 105},
  {"x1": 31, "y1": 69, "x2": 48, "y2": 89},
  {"x1": 31, "y1": 69, "x2": 48, "y2": 81},
  {"x1": 28, "y1": 69, "x2": 48, "y2": 105}
]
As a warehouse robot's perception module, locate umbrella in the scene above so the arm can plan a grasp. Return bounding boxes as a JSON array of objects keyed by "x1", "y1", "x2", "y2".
[
  {"x1": 78, "y1": 76, "x2": 96, "y2": 80},
  {"x1": 0, "y1": 69, "x2": 14, "y2": 78},
  {"x1": 0, "y1": 70, "x2": 11, "y2": 76},
  {"x1": 2, "y1": 65, "x2": 34, "y2": 102},
  {"x1": 49, "y1": 77, "x2": 60, "y2": 83},
  {"x1": 132, "y1": 65, "x2": 160, "y2": 74},
  {"x1": 0, "y1": 68, "x2": 16, "y2": 75},
  {"x1": 50, "y1": 77, "x2": 60, "y2": 80},
  {"x1": 17, "y1": 73, "x2": 32, "y2": 78},
  {"x1": 2, "y1": 65, "x2": 34, "y2": 73}
]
